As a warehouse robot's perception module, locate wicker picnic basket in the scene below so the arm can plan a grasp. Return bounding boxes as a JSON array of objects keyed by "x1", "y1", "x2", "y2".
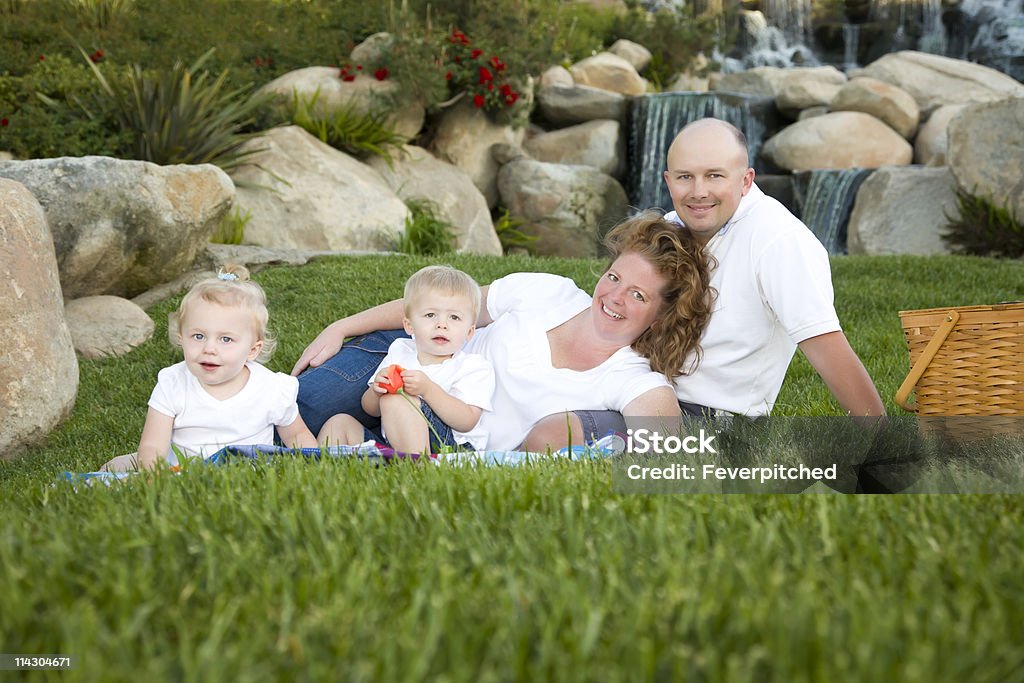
[{"x1": 895, "y1": 302, "x2": 1024, "y2": 440}]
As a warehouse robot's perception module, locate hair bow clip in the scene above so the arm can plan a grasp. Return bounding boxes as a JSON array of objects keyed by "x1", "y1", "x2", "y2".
[{"x1": 217, "y1": 271, "x2": 239, "y2": 281}]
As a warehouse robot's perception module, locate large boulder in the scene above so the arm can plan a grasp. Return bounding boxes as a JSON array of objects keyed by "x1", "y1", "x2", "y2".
[
  {"x1": 569, "y1": 52, "x2": 647, "y2": 96},
  {"x1": 762, "y1": 112, "x2": 913, "y2": 171},
  {"x1": 523, "y1": 119, "x2": 625, "y2": 178},
  {"x1": 609, "y1": 39, "x2": 653, "y2": 72},
  {"x1": 0, "y1": 157, "x2": 233, "y2": 298},
  {"x1": 497, "y1": 154, "x2": 629, "y2": 258},
  {"x1": 258, "y1": 66, "x2": 424, "y2": 140},
  {"x1": 847, "y1": 167, "x2": 958, "y2": 255},
  {"x1": 0, "y1": 179, "x2": 78, "y2": 459},
  {"x1": 914, "y1": 104, "x2": 969, "y2": 166},
  {"x1": 775, "y1": 66, "x2": 847, "y2": 113},
  {"x1": 859, "y1": 51, "x2": 1024, "y2": 115},
  {"x1": 428, "y1": 99, "x2": 526, "y2": 207},
  {"x1": 711, "y1": 66, "x2": 790, "y2": 98},
  {"x1": 65, "y1": 296, "x2": 155, "y2": 359},
  {"x1": 366, "y1": 145, "x2": 501, "y2": 255},
  {"x1": 536, "y1": 85, "x2": 628, "y2": 126},
  {"x1": 830, "y1": 77, "x2": 920, "y2": 139},
  {"x1": 539, "y1": 65, "x2": 574, "y2": 89},
  {"x1": 232, "y1": 126, "x2": 409, "y2": 250},
  {"x1": 947, "y1": 98, "x2": 1024, "y2": 221}
]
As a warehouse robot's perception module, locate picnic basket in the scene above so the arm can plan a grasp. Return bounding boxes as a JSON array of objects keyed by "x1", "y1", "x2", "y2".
[{"x1": 895, "y1": 302, "x2": 1024, "y2": 441}]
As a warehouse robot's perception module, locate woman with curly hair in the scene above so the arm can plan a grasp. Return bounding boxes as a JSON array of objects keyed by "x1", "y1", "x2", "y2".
[{"x1": 292, "y1": 211, "x2": 714, "y2": 452}]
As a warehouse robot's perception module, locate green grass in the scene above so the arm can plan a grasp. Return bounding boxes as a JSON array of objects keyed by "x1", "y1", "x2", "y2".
[{"x1": 2, "y1": 253, "x2": 1023, "y2": 681}]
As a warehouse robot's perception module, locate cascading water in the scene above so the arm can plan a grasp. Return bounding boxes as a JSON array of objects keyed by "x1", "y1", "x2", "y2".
[
  {"x1": 628, "y1": 92, "x2": 778, "y2": 212},
  {"x1": 843, "y1": 23, "x2": 861, "y2": 69},
  {"x1": 792, "y1": 169, "x2": 875, "y2": 254}
]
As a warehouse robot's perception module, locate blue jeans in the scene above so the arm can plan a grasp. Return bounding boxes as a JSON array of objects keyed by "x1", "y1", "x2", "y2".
[{"x1": 296, "y1": 329, "x2": 408, "y2": 436}]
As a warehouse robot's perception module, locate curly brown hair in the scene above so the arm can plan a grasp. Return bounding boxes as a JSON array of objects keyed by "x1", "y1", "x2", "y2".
[{"x1": 603, "y1": 211, "x2": 715, "y2": 379}]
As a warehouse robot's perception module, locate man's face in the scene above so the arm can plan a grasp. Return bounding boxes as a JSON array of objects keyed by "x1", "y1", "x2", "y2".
[{"x1": 663, "y1": 126, "x2": 755, "y2": 243}]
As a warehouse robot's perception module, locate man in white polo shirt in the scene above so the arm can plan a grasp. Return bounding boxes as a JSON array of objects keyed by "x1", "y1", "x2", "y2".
[
  {"x1": 661, "y1": 117, "x2": 884, "y2": 418},
  {"x1": 522, "y1": 117, "x2": 883, "y2": 450}
]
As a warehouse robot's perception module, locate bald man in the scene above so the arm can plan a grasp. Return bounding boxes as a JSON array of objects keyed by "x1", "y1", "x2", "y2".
[{"x1": 660, "y1": 117, "x2": 883, "y2": 418}]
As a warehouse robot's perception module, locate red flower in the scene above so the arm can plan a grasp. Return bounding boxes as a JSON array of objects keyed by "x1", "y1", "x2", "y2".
[
  {"x1": 89, "y1": 50, "x2": 104, "y2": 63},
  {"x1": 505, "y1": 92, "x2": 519, "y2": 106},
  {"x1": 478, "y1": 66, "x2": 493, "y2": 83},
  {"x1": 473, "y1": 94, "x2": 485, "y2": 108},
  {"x1": 471, "y1": 48, "x2": 483, "y2": 59},
  {"x1": 376, "y1": 364, "x2": 406, "y2": 394},
  {"x1": 487, "y1": 82, "x2": 494, "y2": 91},
  {"x1": 254, "y1": 57, "x2": 264, "y2": 66},
  {"x1": 500, "y1": 83, "x2": 512, "y2": 96},
  {"x1": 356, "y1": 64, "x2": 363, "y2": 70},
  {"x1": 374, "y1": 67, "x2": 388, "y2": 81},
  {"x1": 342, "y1": 74, "x2": 356, "y2": 82},
  {"x1": 490, "y1": 56, "x2": 506, "y2": 71},
  {"x1": 38, "y1": 54, "x2": 45, "y2": 61},
  {"x1": 0, "y1": 118, "x2": 8, "y2": 127},
  {"x1": 445, "y1": 71, "x2": 453, "y2": 81}
]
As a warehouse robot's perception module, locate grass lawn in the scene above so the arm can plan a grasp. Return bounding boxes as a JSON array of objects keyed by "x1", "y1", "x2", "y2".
[{"x1": 2, "y1": 253, "x2": 1023, "y2": 681}]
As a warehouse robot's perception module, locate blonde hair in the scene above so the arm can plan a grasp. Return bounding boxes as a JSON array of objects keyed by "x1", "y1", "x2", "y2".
[
  {"x1": 403, "y1": 265, "x2": 481, "y2": 319},
  {"x1": 603, "y1": 211, "x2": 715, "y2": 379},
  {"x1": 168, "y1": 264, "x2": 276, "y2": 362}
]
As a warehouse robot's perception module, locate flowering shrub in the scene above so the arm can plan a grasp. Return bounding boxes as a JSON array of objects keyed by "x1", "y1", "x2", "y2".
[{"x1": 441, "y1": 28, "x2": 522, "y2": 116}]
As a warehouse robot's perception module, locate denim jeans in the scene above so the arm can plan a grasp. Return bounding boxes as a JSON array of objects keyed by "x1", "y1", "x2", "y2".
[{"x1": 296, "y1": 329, "x2": 408, "y2": 436}]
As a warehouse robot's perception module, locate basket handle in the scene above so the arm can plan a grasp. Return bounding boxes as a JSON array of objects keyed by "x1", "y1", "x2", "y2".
[{"x1": 894, "y1": 310, "x2": 961, "y2": 412}]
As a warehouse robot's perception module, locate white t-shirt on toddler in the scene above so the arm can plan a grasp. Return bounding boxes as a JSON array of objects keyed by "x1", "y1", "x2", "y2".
[{"x1": 369, "y1": 338, "x2": 495, "y2": 450}]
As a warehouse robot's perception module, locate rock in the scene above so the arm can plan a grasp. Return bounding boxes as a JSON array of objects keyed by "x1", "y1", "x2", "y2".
[
  {"x1": 0, "y1": 152, "x2": 13, "y2": 161},
  {"x1": 609, "y1": 39, "x2": 653, "y2": 72},
  {"x1": 231, "y1": 126, "x2": 409, "y2": 250},
  {"x1": 710, "y1": 66, "x2": 789, "y2": 98},
  {"x1": 366, "y1": 145, "x2": 501, "y2": 255},
  {"x1": 914, "y1": 104, "x2": 968, "y2": 166},
  {"x1": 947, "y1": 98, "x2": 1024, "y2": 221},
  {"x1": 0, "y1": 178, "x2": 78, "y2": 459},
  {"x1": 497, "y1": 158, "x2": 629, "y2": 258},
  {"x1": 350, "y1": 32, "x2": 394, "y2": 66},
  {"x1": 859, "y1": 50, "x2": 1024, "y2": 116},
  {"x1": 258, "y1": 66, "x2": 424, "y2": 140},
  {"x1": 762, "y1": 112, "x2": 913, "y2": 171},
  {"x1": 0, "y1": 157, "x2": 233, "y2": 299},
  {"x1": 798, "y1": 106, "x2": 830, "y2": 120},
  {"x1": 540, "y1": 65, "x2": 574, "y2": 89},
  {"x1": 775, "y1": 66, "x2": 847, "y2": 113},
  {"x1": 569, "y1": 52, "x2": 647, "y2": 96},
  {"x1": 847, "y1": 167, "x2": 958, "y2": 255},
  {"x1": 65, "y1": 296, "x2": 154, "y2": 359},
  {"x1": 831, "y1": 77, "x2": 920, "y2": 139},
  {"x1": 523, "y1": 119, "x2": 625, "y2": 178},
  {"x1": 536, "y1": 84, "x2": 628, "y2": 126},
  {"x1": 666, "y1": 73, "x2": 710, "y2": 92},
  {"x1": 428, "y1": 99, "x2": 526, "y2": 207}
]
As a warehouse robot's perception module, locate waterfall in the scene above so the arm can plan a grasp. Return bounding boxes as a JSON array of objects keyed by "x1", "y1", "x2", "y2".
[
  {"x1": 792, "y1": 169, "x2": 874, "y2": 254},
  {"x1": 843, "y1": 23, "x2": 860, "y2": 70},
  {"x1": 628, "y1": 92, "x2": 777, "y2": 213},
  {"x1": 763, "y1": 0, "x2": 815, "y2": 47}
]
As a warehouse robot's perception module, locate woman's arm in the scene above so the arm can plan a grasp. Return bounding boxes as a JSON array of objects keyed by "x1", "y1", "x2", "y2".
[
  {"x1": 136, "y1": 408, "x2": 174, "y2": 470},
  {"x1": 622, "y1": 387, "x2": 683, "y2": 418},
  {"x1": 291, "y1": 299, "x2": 406, "y2": 376}
]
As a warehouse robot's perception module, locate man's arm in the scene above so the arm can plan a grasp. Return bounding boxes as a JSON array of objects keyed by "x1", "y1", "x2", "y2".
[{"x1": 798, "y1": 331, "x2": 886, "y2": 417}]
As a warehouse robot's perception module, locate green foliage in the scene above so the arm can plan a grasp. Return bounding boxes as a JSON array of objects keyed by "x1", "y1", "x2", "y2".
[
  {"x1": 493, "y1": 207, "x2": 538, "y2": 254},
  {"x1": 63, "y1": 0, "x2": 134, "y2": 30},
  {"x1": 0, "y1": 53, "x2": 130, "y2": 158},
  {"x1": 211, "y1": 206, "x2": 250, "y2": 245},
  {"x1": 284, "y1": 89, "x2": 406, "y2": 162},
  {"x1": 943, "y1": 188, "x2": 1024, "y2": 259},
  {"x1": 395, "y1": 198, "x2": 457, "y2": 256},
  {"x1": 81, "y1": 47, "x2": 273, "y2": 170}
]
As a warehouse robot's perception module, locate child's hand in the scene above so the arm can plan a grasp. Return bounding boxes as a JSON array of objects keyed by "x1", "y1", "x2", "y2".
[
  {"x1": 375, "y1": 364, "x2": 405, "y2": 394},
  {"x1": 397, "y1": 369, "x2": 434, "y2": 398}
]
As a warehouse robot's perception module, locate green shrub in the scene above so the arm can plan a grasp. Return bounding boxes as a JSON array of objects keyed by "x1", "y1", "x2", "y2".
[
  {"x1": 63, "y1": 0, "x2": 134, "y2": 30},
  {"x1": 0, "y1": 53, "x2": 129, "y2": 158},
  {"x1": 493, "y1": 207, "x2": 537, "y2": 255},
  {"x1": 285, "y1": 89, "x2": 406, "y2": 162},
  {"x1": 211, "y1": 206, "x2": 251, "y2": 245},
  {"x1": 943, "y1": 188, "x2": 1024, "y2": 258},
  {"x1": 395, "y1": 198, "x2": 457, "y2": 255},
  {"x1": 81, "y1": 47, "x2": 273, "y2": 170}
]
